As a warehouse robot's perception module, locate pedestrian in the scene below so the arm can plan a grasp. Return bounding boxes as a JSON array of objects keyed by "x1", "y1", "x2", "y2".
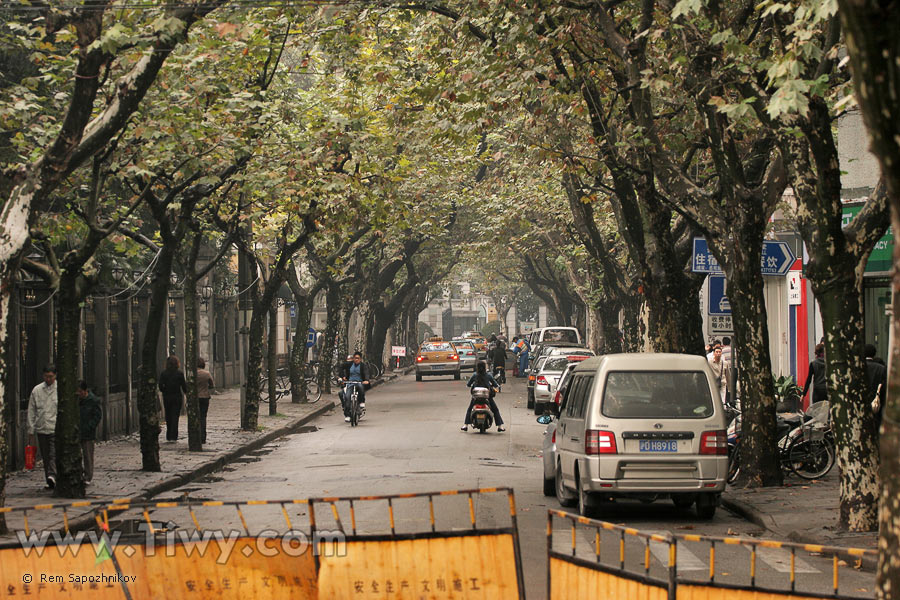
[
  {"x1": 707, "y1": 345, "x2": 729, "y2": 403},
  {"x1": 196, "y1": 358, "x2": 215, "y2": 444},
  {"x1": 27, "y1": 364, "x2": 58, "y2": 489},
  {"x1": 801, "y1": 343, "x2": 827, "y2": 409},
  {"x1": 864, "y1": 344, "x2": 887, "y2": 433},
  {"x1": 159, "y1": 355, "x2": 187, "y2": 442},
  {"x1": 513, "y1": 336, "x2": 531, "y2": 377},
  {"x1": 706, "y1": 339, "x2": 722, "y2": 360},
  {"x1": 78, "y1": 381, "x2": 102, "y2": 484},
  {"x1": 721, "y1": 336, "x2": 732, "y2": 363}
]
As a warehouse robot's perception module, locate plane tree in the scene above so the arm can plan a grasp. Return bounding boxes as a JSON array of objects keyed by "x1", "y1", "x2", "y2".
[
  {"x1": 836, "y1": 0, "x2": 900, "y2": 587},
  {"x1": 0, "y1": 0, "x2": 229, "y2": 529}
]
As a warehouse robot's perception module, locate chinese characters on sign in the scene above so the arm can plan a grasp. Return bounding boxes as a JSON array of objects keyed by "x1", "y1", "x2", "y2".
[{"x1": 692, "y1": 238, "x2": 796, "y2": 276}]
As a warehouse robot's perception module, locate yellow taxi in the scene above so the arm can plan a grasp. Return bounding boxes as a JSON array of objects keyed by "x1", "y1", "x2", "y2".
[
  {"x1": 415, "y1": 337, "x2": 461, "y2": 381},
  {"x1": 461, "y1": 331, "x2": 487, "y2": 359}
]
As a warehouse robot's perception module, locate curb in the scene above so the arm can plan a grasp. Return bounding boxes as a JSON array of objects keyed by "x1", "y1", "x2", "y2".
[
  {"x1": 62, "y1": 401, "x2": 335, "y2": 533},
  {"x1": 722, "y1": 496, "x2": 878, "y2": 573}
]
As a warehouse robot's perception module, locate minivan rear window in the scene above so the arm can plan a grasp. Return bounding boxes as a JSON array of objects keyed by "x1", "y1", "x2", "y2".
[
  {"x1": 601, "y1": 371, "x2": 714, "y2": 418},
  {"x1": 542, "y1": 329, "x2": 579, "y2": 343}
]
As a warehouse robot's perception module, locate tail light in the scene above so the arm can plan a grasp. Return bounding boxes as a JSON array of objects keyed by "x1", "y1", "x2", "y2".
[
  {"x1": 450, "y1": 354, "x2": 458, "y2": 360},
  {"x1": 553, "y1": 390, "x2": 562, "y2": 406},
  {"x1": 551, "y1": 430, "x2": 556, "y2": 444},
  {"x1": 700, "y1": 430, "x2": 728, "y2": 455},
  {"x1": 536, "y1": 375, "x2": 549, "y2": 386},
  {"x1": 528, "y1": 374, "x2": 535, "y2": 382},
  {"x1": 416, "y1": 356, "x2": 424, "y2": 362},
  {"x1": 585, "y1": 430, "x2": 617, "y2": 455}
]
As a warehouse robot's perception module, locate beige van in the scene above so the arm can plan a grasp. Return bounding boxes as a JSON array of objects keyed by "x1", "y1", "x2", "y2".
[{"x1": 553, "y1": 353, "x2": 728, "y2": 519}]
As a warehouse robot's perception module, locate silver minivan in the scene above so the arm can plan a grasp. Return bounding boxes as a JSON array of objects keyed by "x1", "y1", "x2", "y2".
[{"x1": 552, "y1": 353, "x2": 728, "y2": 519}]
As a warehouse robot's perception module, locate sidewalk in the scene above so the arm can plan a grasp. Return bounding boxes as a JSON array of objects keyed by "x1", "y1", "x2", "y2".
[
  {"x1": 722, "y1": 468, "x2": 878, "y2": 567},
  {"x1": 1, "y1": 386, "x2": 338, "y2": 542}
]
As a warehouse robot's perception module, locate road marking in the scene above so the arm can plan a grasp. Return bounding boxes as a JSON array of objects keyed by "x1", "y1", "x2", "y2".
[
  {"x1": 755, "y1": 546, "x2": 819, "y2": 573},
  {"x1": 647, "y1": 531, "x2": 706, "y2": 572}
]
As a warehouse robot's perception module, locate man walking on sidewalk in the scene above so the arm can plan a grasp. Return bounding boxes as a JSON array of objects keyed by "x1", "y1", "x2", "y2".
[
  {"x1": 78, "y1": 381, "x2": 102, "y2": 484},
  {"x1": 27, "y1": 364, "x2": 58, "y2": 489}
]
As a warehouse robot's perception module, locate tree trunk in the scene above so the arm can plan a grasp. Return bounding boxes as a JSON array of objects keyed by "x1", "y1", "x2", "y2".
[
  {"x1": 290, "y1": 295, "x2": 314, "y2": 404},
  {"x1": 242, "y1": 301, "x2": 267, "y2": 430},
  {"x1": 585, "y1": 305, "x2": 604, "y2": 354},
  {"x1": 0, "y1": 267, "x2": 11, "y2": 533},
  {"x1": 815, "y1": 280, "x2": 880, "y2": 530},
  {"x1": 267, "y1": 304, "x2": 278, "y2": 416},
  {"x1": 320, "y1": 283, "x2": 341, "y2": 395},
  {"x1": 367, "y1": 305, "x2": 392, "y2": 373},
  {"x1": 722, "y1": 241, "x2": 782, "y2": 487},
  {"x1": 137, "y1": 249, "x2": 174, "y2": 471},
  {"x1": 54, "y1": 276, "x2": 84, "y2": 498},
  {"x1": 184, "y1": 273, "x2": 202, "y2": 452}
]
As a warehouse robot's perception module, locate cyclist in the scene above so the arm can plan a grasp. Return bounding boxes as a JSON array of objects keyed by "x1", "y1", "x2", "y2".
[
  {"x1": 338, "y1": 351, "x2": 370, "y2": 422},
  {"x1": 461, "y1": 361, "x2": 505, "y2": 432}
]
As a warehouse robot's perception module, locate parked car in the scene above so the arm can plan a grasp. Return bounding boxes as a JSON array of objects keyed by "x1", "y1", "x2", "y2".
[
  {"x1": 528, "y1": 326, "x2": 582, "y2": 349},
  {"x1": 450, "y1": 339, "x2": 478, "y2": 371},
  {"x1": 533, "y1": 354, "x2": 593, "y2": 415},
  {"x1": 527, "y1": 346, "x2": 594, "y2": 408},
  {"x1": 415, "y1": 339, "x2": 461, "y2": 381},
  {"x1": 549, "y1": 353, "x2": 728, "y2": 519},
  {"x1": 526, "y1": 355, "x2": 548, "y2": 409}
]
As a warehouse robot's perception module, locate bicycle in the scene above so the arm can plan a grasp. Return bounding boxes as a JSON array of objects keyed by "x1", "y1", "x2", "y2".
[
  {"x1": 727, "y1": 400, "x2": 835, "y2": 482},
  {"x1": 341, "y1": 380, "x2": 363, "y2": 427},
  {"x1": 260, "y1": 369, "x2": 290, "y2": 404},
  {"x1": 261, "y1": 367, "x2": 322, "y2": 403}
]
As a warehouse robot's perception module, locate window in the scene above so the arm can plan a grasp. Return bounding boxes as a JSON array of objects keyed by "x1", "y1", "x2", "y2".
[
  {"x1": 602, "y1": 371, "x2": 714, "y2": 418},
  {"x1": 565, "y1": 375, "x2": 593, "y2": 419}
]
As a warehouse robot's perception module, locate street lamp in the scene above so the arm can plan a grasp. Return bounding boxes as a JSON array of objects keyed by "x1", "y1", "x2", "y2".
[
  {"x1": 111, "y1": 266, "x2": 127, "y2": 285},
  {"x1": 200, "y1": 284, "x2": 213, "y2": 308}
]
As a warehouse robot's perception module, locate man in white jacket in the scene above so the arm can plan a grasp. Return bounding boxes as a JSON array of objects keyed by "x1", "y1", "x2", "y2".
[{"x1": 27, "y1": 364, "x2": 58, "y2": 489}]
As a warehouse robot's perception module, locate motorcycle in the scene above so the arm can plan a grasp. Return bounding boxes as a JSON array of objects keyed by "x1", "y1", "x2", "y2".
[
  {"x1": 470, "y1": 387, "x2": 494, "y2": 433},
  {"x1": 492, "y1": 365, "x2": 506, "y2": 387}
]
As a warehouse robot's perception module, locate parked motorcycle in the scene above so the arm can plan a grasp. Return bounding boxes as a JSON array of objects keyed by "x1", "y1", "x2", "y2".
[{"x1": 470, "y1": 387, "x2": 494, "y2": 434}]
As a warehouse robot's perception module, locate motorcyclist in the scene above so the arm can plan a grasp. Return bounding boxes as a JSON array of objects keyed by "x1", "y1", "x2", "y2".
[
  {"x1": 339, "y1": 351, "x2": 370, "y2": 422},
  {"x1": 489, "y1": 340, "x2": 507, "y2": 381},
  {"x1": 461, "y1": 361, "x2": 505, "y2": 432}
]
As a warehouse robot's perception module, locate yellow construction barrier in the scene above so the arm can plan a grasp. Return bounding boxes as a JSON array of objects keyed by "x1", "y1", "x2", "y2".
[
  {"x1": 310, "y1": 488, "x2": 525, "y2": 599},
  {"x1": 547, "y1": 510, "x2": 877, "y2": 600},
  {"x1": 547, "y1": 510, "x2": 674, "y2": 600},
  {"x1": 0, "y1": 489, "x2": 525, "y2": 599},
  {"x1": 0, "y1": 498, "x2": 317, "y2": 599}
]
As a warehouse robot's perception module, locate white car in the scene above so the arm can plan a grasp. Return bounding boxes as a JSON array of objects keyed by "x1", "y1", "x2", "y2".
[{"x1": 450, "y1": 340, "x2": 478, "y2": 371}]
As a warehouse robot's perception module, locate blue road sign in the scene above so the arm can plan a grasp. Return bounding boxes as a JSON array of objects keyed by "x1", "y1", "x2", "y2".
[
  {"x1": 708, "y1": 274, "x2": 731, "y2": 316},
  {"x1": 760, "y1": 240, "x2": 796, "y2": 276},
  {"x1": 692, "y1": 238, "x2": 722, "y2": 274},
  {"x1": 306, "y1": 328, "x2": 317, "y2": 348},
  {"x1": 692, "y1": 238, "x2": 796, "y2": 276}
]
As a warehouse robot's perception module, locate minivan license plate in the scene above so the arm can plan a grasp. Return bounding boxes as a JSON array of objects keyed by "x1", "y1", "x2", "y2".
[{"x1": 639, "y1": 440, "x2": 678, "y2": 452}]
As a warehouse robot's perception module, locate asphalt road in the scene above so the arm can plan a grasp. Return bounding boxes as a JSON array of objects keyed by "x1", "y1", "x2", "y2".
[{"x1": 156, "y1": 373, "x2": 874, "y2": 600}]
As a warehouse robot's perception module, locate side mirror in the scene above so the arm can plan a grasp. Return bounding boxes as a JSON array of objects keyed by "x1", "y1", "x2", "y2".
[{"x1": 536, "y1": 414, "x2": 552, "y2": 425}]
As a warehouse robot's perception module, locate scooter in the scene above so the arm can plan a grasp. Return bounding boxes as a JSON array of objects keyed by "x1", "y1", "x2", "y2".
[
  {"x1": 470, "y1": 387, "x2": 494, "y2": 434},
  {"x1": 492, "y1": 365, "x2": 506, "y2": 386}
]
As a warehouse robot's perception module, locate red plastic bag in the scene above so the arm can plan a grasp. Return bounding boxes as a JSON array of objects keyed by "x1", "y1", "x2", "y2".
[{"x1": 25, "y1": 445, "x2": 36, "y2": 470}]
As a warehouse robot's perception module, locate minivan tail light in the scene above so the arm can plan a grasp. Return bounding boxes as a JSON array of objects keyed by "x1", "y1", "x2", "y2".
[
  {"x1": 553, "y1": 390, "x2": 562, "y2": 406},
  {"x1": 700, "y1": 430, "x2": 727, "y2": 455},
  {"x1": 586, "y1": 430, "x2": 617, "y2": 455},
  {"x1": 536, "y1": 375, "x2": 549, "y2": 386}
]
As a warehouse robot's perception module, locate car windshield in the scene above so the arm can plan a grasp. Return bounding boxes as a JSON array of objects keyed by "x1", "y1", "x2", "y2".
[
  {"x1": 602, "y1": 371, "x2": 714, "y2": 418},
  {"x1": 542, "y1": 357, "x2": 571, "y2": 371},
  {"x1": 421, "y1": 343, "x2": 453, "y2": 352}
]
